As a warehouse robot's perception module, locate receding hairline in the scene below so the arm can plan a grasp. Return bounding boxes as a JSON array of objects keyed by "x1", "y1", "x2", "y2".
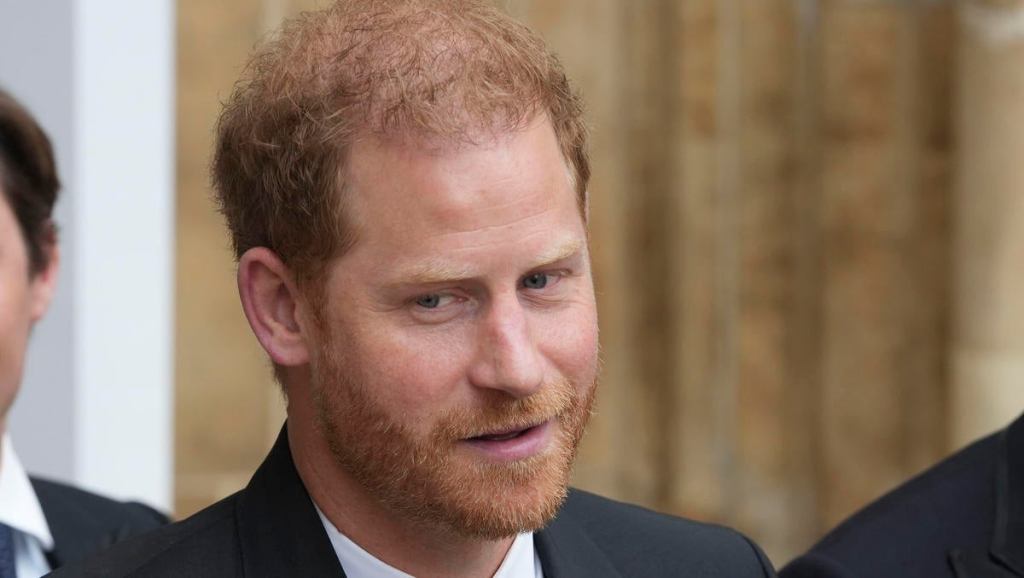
[
  {"x1": 326, "y1": 112, "x2": 585, "y2": 263},
  {"x1": 212, "y1": 0, "x2": 590, "y2": 285}
]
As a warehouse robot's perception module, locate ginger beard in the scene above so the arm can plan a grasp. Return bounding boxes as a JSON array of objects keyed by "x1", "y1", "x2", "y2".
[{"x1": 310, "y1": 328, "x2": 597, "y2": 540}]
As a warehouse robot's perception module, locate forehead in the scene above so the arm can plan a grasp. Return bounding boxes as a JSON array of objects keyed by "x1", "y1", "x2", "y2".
[{"x1": 342, "y1": 118, "x2": 581, "y2": 259}]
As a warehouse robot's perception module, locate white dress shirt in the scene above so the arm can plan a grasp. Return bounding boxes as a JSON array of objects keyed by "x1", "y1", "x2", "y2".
[
  {"x1": 0, "y1": 435, "x2": 54, "y2": 578},
  {"x1": 315, "y1": 506, "x2": 544, "y2": 578}
]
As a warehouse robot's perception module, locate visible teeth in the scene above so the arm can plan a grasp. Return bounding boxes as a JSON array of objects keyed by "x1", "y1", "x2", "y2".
[{"x1": 480, "y1": 430, "x2": 523, "y2": 442}]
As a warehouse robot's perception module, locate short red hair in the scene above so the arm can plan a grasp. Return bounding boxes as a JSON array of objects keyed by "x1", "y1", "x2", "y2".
[{"x1": 212, "y1": 0, "x2": 590, "y2": 287}]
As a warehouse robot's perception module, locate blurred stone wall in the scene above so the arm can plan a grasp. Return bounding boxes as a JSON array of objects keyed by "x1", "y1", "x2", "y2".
[{"x1": 175, "y1": 0, "x2": 1024, "y2": 564}]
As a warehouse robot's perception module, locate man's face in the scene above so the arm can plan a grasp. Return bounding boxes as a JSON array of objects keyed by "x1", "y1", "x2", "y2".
[
  {"x1": 0, "y1": 194, "x2": 55, "y2": 428},
  {"x1": 307, "y1": 117, "x2": 599, "y2": 539}
]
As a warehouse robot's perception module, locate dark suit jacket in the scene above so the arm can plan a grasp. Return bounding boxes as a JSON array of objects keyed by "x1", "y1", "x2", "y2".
[
  {"x1": 50, "y1": 424, "x2": 776, "y2": 577},
  {"x1": 781, "y1": 412, "x2": 1024, "y2": 578},
  {"x1": 30, "y1": 477, "x2": 168, "y2": 571}
]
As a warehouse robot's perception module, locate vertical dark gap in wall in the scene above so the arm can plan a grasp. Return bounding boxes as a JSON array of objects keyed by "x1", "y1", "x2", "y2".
[
  {"x1": 712, "y1": 0, "x2": 743, "y2": 524},
  {"x1": 892, "y1": 0, "x2": 933, "y2": 482},
  {"x1": 790, "y1": 0, "x2": 827, "y2": 538},
  {"x1": 930, "y1": 1, "x2": 955, "y2": 460},
  {"x1": 904, "y1": 0, "x2": 954, "y2": 474},
  {"x1": 654, "y1": 0, "x2": 685, "y2": 513}
]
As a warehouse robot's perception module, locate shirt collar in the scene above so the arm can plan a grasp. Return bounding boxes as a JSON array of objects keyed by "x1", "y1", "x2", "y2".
[
  {"x1": 0, "y1": 434, "x2": 55, "y2": 550},
  {"x1": 315, "y1": 504, "x2": 541, "y2": 578}
]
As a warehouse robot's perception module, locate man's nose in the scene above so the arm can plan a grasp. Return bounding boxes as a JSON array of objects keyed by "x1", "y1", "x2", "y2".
[{"x1": 466, "y1": 294, "x2": 544, "y2": 398}]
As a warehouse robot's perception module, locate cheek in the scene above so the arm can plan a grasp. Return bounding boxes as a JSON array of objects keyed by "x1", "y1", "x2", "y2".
[
  {"x1": 348, "y1": 322, "x2": 477, "y2": 417},
  {"x1": 0, "y1": 296, "x2": 32, "y2": 420},
  {"x1": 536, "y1": 302, "x2": 599, "y2": 385}
]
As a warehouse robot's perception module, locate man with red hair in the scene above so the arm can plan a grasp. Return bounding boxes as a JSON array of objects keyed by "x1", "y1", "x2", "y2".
[{"x1": 55, "y1": 2, "x2": 775, "y2": 576}]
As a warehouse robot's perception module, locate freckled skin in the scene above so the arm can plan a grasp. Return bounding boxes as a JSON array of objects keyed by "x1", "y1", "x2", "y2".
[
  {"x1": 0, "y1": 194, "x2": 57, "y2": 434},
  {"x1": 318, "y1": 118, "x2": 598, "y2": 439},
  {"x1": 286, "y1": 116, "x2": 600, "y2": 577}
]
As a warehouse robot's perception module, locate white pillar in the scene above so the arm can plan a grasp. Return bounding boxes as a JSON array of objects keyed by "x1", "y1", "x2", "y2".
[{"x1": 0, "y1": 0, "x2": 174, "y2": 510}]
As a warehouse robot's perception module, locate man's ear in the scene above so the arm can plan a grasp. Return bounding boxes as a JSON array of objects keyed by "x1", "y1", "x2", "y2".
[
  {"x1": 237, "y1": 247, "x2": 311, "y2": 367},
  {"x1": 28, "y1": 237, "x2": 60, "y2": 322}
]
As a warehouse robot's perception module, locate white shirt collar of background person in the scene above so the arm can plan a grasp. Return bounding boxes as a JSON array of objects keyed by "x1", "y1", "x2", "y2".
[
  {"x1": 315, "y1": 505, "x2": 544, "y2": 578},
  {"x1": 0, "y1": 434, "x2": 54, "y2": 577}
]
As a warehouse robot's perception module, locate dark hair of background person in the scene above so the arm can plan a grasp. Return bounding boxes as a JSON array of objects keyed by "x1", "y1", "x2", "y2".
[{"x1": 0, "y1": 87, "x2": 60, "y2": 275}]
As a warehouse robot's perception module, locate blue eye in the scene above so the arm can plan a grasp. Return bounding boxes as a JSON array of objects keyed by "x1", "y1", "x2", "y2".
[
  {"x1": 523, "y1": 273, "x2": 549, "y2": 289},
  {"x1": 415, "y1": 294, "x2": 442, "y2": 309}
]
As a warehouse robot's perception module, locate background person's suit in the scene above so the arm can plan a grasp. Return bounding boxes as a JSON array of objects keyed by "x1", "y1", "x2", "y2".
[
  {"x1": 31, "y1": 478, "x2": 168, "y2": 571},
  {"x1": 781, "y1": 412, "x2": 1024, "y2": 578}
]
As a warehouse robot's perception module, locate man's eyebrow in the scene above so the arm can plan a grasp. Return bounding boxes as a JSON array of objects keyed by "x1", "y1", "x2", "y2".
[
  {"x1": 400, "y1": 260, "x2": 477, "y2": 286},
  {"x1": 397, "y1": 238, "x2": 585, "y2": 286},
  {"x1": 531, "y1": 238, "x2": 584, "y2": 268}
]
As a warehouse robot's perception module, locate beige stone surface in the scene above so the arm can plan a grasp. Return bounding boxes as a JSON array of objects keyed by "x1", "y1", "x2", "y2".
[
  {"x1": 732, "y1": 0, "x2": 815, "y2": 557},
  {"x1": 953, "y1": 9, "x2": 1024, "y2": 447},
  {"x1": 816, "y1": 1, "x2": 946, "y2": 530}
]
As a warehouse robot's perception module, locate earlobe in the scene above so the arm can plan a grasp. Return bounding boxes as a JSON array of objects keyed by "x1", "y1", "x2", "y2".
[{"x1": 237, "y1": 248, "x2": 312, "y2": 367}]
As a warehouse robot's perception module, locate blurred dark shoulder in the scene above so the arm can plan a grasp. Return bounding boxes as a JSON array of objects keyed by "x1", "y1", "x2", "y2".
[
  {"x1": 781, "y1": 413, "x2": 1024, "y2": 578},
  {"x1": 31, "y1": 476, "x2": 169, "y2": 571}
]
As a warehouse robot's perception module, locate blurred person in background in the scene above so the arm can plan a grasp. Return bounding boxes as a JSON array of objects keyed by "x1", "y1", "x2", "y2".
[
  {"x1": 782, "y1": 411, "x2": 1024, "y2": 578},
  {"x1": 0, "y1": 87, "x2": 167, "y2": 577},
  {"x1": 51, "y1": 1, "x2": 774, "y2": 577}
]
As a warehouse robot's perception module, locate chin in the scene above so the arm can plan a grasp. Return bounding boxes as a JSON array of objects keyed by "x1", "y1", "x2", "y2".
[
  {"x1": 441, "y1": 477, "x2": 569, "y2": 540},
  {"x1": 428, "y1": 449, "x2": 574, "y2": 540}
]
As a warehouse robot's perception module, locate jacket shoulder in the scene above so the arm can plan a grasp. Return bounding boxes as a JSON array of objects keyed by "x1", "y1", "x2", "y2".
[
  {"x1": 48, "y1": 493, "x2": 242, "y2": 578},
  {"x1": 780, "y1": 430, "x2": 1001, "y2": 578},
  {"x1": 32, "y1": 477, "x2": 169, "y2": 534},
  {"x1": 560, "y1": 489, "x2": 775, "y2": 576},
  {"x1": 32, "y1": 477, "x2": 170, "y2": 570}
]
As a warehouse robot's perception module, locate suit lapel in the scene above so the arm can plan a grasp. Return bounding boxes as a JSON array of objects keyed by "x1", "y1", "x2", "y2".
[
  {"x1": 235, "y1": 424, "x2": 347, "y2": 577},
  {"x1": 952, "y1": 414, "x2": 1024, "y2": 578},
  {"x1": 535, "y1": 505, "x2": 622, "y2": 578}
]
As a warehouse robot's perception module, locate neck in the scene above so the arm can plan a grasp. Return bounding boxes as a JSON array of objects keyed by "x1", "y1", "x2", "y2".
[{"x1": 287, "y1": 389, "x2": 514, "y2": 578}]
